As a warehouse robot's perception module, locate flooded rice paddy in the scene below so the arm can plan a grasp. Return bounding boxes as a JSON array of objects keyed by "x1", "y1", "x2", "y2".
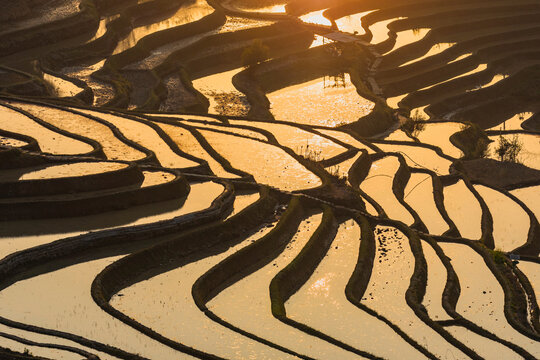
[{"x1": 0, "y1": 0, "x2": 539, "y2": 359}]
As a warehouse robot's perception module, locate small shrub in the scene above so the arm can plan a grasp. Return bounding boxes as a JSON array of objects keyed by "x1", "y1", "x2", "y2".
[
  {"x1": 494, "y1": 135, "x2": 522, "y2": 163},
  {"x1": 400, "y1": 110, "x2": 426, "y2": 138}
]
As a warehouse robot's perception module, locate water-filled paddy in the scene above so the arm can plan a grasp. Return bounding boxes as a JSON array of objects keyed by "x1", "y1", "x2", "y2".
[
  {"x1": 441, "y1": 243, "x2": 540, "y2": 357},
  {"x1": 1, "y1": 0, "x2": 540, "y2": 358},
  {"x1": 287, "y1": 222, "x2": 428, "y2": 359},
  {"x1": 268, "y1": 74, "x2": 375, "y2": 126},
  {"x1": 112, "y1": 0, "x2": 214, "y2": 55},
  {"x1": 0, "y1": 105, "x2": 93, "y2": 155},
  {"x1": 359, "y1": 157, "x2": 414, "y2": 225}
]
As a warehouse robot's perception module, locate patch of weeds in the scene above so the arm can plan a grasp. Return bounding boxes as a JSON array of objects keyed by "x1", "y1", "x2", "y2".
[
  {"x1": 297, "y1": 143, "x2": 323, "y2": 162},
  {"x1": 492, "y1": 249, "x2": 506, "y2": 264}
]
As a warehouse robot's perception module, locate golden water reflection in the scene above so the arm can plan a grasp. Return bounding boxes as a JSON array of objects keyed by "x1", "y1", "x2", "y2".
[{"x1": 268, "y1": 73, "x2": 374, "y2": 126}]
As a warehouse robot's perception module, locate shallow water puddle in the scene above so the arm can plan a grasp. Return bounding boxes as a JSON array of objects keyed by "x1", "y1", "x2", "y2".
[
  {"x1": 287, "y1": 222, "x2": 427, "y2": 359},
  {"x1": 386, "y1": 94, "x2": 407, "y2": 109},
  {"x1": 0, "y1": 105, "x2": 93, "y2": 155},
  {"x1": 310, "y1": 34, "x2": 330, "y2": 48},
  {"x1": 410, "y1": 105, "x2": 429, "y2": 119},
  {"x1": 404, "y1": 173, "x2": 448, "y2": 235},
  {"x1": 474, "y1": 185, "x2": 529, "y2": 252},
  {"x1": 359, "y1": 157, "x2": 414, "y2": 225},
  {"x1": 440, "y1": 243, "x2": 540, "y2": 357},
  {"x1": 443, "y1": 180, "x2": 482, "y2": 240},
  {"x1": 470, "y1": 74, "x2": 506, "y2": 93},
  {"x1": 198, "y1": 129, "x2": 321, "y2": 190},
  {"x1": 268, "y1": 74, "x2": 374, "y2": 126}
]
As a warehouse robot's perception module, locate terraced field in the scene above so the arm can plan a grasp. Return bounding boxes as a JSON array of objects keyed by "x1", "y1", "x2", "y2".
[{"x1": 0, "y1": 0, "x2": 539, "y2": 359}]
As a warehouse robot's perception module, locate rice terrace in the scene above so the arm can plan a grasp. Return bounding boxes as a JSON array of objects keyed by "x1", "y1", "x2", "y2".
[{"x1": 0, "y1": 0, "x2": 540, "y2": 358}]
